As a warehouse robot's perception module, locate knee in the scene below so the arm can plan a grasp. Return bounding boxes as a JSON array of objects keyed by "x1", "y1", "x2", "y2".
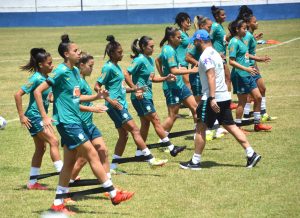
[
  {"x1": 95, "y1": 144, "x2": 108, "y2": 156},
  {"x1": 49, "y1": 138, "x2": 59, "y2": 147},
  {"x1": 131, "y1": 126, "x2": 141, "y2": 136}
]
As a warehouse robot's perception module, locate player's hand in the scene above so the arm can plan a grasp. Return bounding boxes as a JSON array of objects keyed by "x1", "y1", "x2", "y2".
[
  {"x1": 135, "y1": 90, "x2": 144, "y2": 100},
  {"x1": 247, "y1": 66, "x2": 259, "y2": 76},
  {"x1": 20, "y1": 115, "x2": 31, "y2": 129},
  {"x1": 42, "y1": 116, "x2": 55, "y2": 134},
  {"x1": 111, "y1": 99, "x2": 123, "y2": 110},
  {"x1": 97, "y1": 89, "x2": 109, "y2": 99},
  {"x1": 262, "y1": 55, "x2": 271, "y2": 63},
  {"x1": 255, "y1": 32, "x2": 263, "y2": 40},
  {"x1": 190, "y1": 66, "x2": 199, "y2": 73},
  {"x1": 93, "y1": 104, "x2": 108, "y2": 113},
  {"x1": 165, "y1": 74, "x2": 177, "y2": 82},
  {"x1": 210, "y1": 99, "x2": 220, "y2": 113}
]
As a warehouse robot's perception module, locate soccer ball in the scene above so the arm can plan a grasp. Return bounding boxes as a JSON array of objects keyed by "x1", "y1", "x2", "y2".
[{"x1": 0, "y1": 116, "x2": 7, "y2": 130}]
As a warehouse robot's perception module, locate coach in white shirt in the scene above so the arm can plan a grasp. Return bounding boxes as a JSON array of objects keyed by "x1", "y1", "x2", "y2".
[{"x1": 179, "y1": 30, "x2": 261, "y2": 170}]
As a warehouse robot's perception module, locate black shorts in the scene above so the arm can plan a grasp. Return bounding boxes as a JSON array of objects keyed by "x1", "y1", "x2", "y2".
[{"x1": 196, "y1": 99, "x2": 235, "y2": 128}]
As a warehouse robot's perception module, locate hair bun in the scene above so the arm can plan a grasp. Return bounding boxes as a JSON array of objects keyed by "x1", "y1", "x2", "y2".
[
  {"x1": 106, "y1": 35, "x2": 115, "y2": 42},
  {"x1": 30, "y1": 48, "x2": 46, "y2": 57},
  {"x1": 211, "y1": 5, "x2": 217, "y2": 12},
  {"x1": 61, "y1": 34, "x2": 70, "y2": 43}
]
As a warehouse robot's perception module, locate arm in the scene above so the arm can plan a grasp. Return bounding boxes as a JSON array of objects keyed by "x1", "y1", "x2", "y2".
[
  {"x1": 34, "y1": 81, "x2": 54, "y2": 133},
  {"x1": 155, "y1": 57, "x2": 163, "y2": 77},
  {"x1": 206, "y1": 68, "x2": 220, "y2": 113},
  {"x1": 150, "y1": 73, "x2": 176, "y2": 83},
  {"x1": 80, "y1": 90, "x2": 108, "y2": 102},
  {"x1": 249, "y1": 54, "x2": 271, "y2": 63},
  {"x1": 79, "y1": 104, "x2": 108, "y2": 113},
  {"x1": 169, "y1": 66, "x2": 198, "y2": 75},
  {"x1": 14, "y1": 89, "x2": 32, "y2": 129},
  {"x1": 229, "y1": 57, "x2": 258, "y2": 75},
  {"x1": 185, "y1": 53, "x2": 199, "y2": 67}
]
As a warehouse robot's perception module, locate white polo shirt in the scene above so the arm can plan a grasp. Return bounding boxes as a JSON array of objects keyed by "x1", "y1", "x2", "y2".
[{"x1": 199, "y1": 46, "x2": 231, "y2": 102}]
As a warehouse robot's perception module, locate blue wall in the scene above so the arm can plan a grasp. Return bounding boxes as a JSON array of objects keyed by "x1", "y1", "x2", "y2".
[{"x1": 0, "y1": 3, "x2": 299, "y2": 27}]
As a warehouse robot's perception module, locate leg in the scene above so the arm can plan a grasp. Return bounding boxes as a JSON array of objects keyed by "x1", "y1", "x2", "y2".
[
  {"x1": 31, "y1": 136, "x2": 47, "y2": 168},
  {"x1": 139, "y1": 117, "x2": 150, "y2": 142},
  {"x1": 71, "y1": 155, "x2": 87, "y2": 181},
  {"x1": 36, "y1": 130, "x2": 60, "y2": 162},
  {"x1": 224, "y1": 63, "x2": 231, "y2": 92},
  {"x1": 161, "y1": 104, "x2": 180, "y2": 132},
  {"x1": 194, "y1": 121, "x2": 207, "y2": 155},
  {"x1": 250, "y1": 87, "x2": 262, "y2": 113},
  {"x1": 92, "y1": 137, "x2": 110, "y2": 173},
  {"x1": 222, "y1": 124, "x2": 250, "y2": 149},
  {"x1": 58, "y1": 146, "x2": 77, "y2": 187},
  {"x1": 122, "y1": 120, "x2": 147, "y2": 151},
  {"x1": 144, "y1": 112, "x2": 166, "y2": 139},
  {"x1": 114, "y1": 127, "x2": 129, "y2": 156},
  {"x1": 183, "y1": 95, "x2": 198, "y2": 124},
  {"x1": 236, "y1": 94, "x2": 248, "y2": 120}
]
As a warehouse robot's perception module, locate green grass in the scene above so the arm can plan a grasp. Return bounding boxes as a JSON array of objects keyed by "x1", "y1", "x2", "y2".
[{"x1": 0, "y1": 19, "x2": 300, "y2": 217}]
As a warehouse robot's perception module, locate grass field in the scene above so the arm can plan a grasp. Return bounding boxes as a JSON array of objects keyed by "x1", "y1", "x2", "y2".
[{"x1": 0, "y1": 19, "x2": 300, "y2": 217}]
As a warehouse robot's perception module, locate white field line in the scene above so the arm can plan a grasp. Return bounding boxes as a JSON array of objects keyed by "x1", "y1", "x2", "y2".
[
  {"x1": 256, "y1": 37, "x2": 300, "y2": 51},
  {"x1": 4, "y1": 94, "x2": 300, "y2": 123}
]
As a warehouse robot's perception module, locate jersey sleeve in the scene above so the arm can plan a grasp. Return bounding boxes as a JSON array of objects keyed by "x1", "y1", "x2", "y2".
[
  {"x1": 228, "y1": 39, "x2": 238, "y2": 58},
  {"x1": 46, "y1": 68, "x2": 64, "y2": 86},
  {"x1": 97, "y1": 65, "x2": 111, "y2": 85},
  {"x1": 21, "y1": 75, "x2": 38, "y2": 94},
  {"x1": 181, "y1": 31, "x2": 190, "y2": 47},
  {"x1": 127, "y1": 58, "x2": 141, "y2": 76},
  {"x1": 165, "y1": 47, "x2": 178, "y2": 68}
]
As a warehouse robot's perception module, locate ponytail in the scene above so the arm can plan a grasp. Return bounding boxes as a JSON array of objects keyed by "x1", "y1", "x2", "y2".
[
  {"x1": 20, "y1": 48, "x2": 50, "y2": 72},
  {"x1": 228, "y1": 19, "x2": 246, "y2": 38},
  {"x1": 211, "y1": 5, "x2": 224, "y2": 20},
  {"x1": 104, "y1": 35, "x2": 121, "y2": 59},
  {"x1": 160, "y1": 27, "x2": 179, "y2": 47},
  {"x1": 174, "y1": 12, "x2": 191, "y2": 28},
  {"x1": 131, "y1": 36, "x2": 153, "y2": 59}
]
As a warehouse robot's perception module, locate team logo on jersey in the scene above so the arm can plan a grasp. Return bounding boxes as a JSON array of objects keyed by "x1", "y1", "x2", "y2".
[
  {"x1": 40, "y1": 121, "x2": 44, "y2": 127},
  {"x1": 175, "y1": 97, "x2": 179, "y2": 103},
  {"x1": 25, "y1": 82, "x2": 34, "y2": 89},
  {"x1": 78, "y1": 133, "x2": 85, "y2": 141},
  {"x1": 229, "y1": 46, "x2": 234, "y2": 53},
  {"x1": 48, "y1": 72, "x2": 56, "y2": 78},
  {"x1": 123, "y1": 113, "x2": 129, "y2": 119},
  {"x1": 73, "y1": 86, "x2": 81, "y2": 97},
  {"x1": 245, "y1": 52, "x2": 249, "y2": 60},
  {"x1": 146, "y1": 106, "x2": 151, "y2": 111},
  {"x1": 203, "y1": 58, "x2": 212, "y2": 66},
  {"x1": 244, "y1": 40, "x2": 249, "y2": 46}
]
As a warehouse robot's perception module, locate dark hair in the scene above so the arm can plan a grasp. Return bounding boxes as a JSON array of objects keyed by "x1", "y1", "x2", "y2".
[
  {"x1": 159, "y1": 27, "x2": 179, "y2": 47},
  {"x1": 211, "y1": 5, "x2": 224, "y2": 20},
  {"x1": 104, "y1": 35, "x2": 121, "y2": 59},
  {"x1": 20, "y1": 48, "x2": 51, "y2": 72},
  {"x1": 174, "y1": 12, "x2": 191, "y2": 27},
  {"x1": 194, "y1": 15, "x2": 211, "y2": 30},
  {"x1": 58, "y1": 34, "x2": 73, "y2": 59},
  {"x1": 76, "y1": 52, "x2": 94, "y2": 68},
  {"x1": 131, "y1": 36, "x2": 153, "y2": 59},
  {"x1": 236, "y1": 5, "x2": 254, "y2": 25},
  {"x1": 228, "y1": 19, "x2": 246, "y2": 37}
]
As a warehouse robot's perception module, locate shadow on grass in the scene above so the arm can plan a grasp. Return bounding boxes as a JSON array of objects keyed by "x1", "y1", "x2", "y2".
[
  {"x1": 126, "y1": 172, "x2": 165, "y2": 177},
  {"x1": 34, "y1": 206, "x2": 132, "y2": 215},
  {"x1": 14, "y1": 185, "x2": 56, "y2": 191},
  {"x1": 173, "y1": 160, "x2": 243, "y2": 168}
]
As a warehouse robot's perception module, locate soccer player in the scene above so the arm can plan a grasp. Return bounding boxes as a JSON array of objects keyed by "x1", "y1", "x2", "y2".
[
  {"x1": 124, "y1": 36, "x2": 186, "y2": 157},
  {"x1": 94, "y1": 35, "x2": 168, "y2": 174},
  {"x1": 34, "y1": 34, "x2": 133, "y2": 215},
  {"x1": 228, "y1": 20, "x2": 272, "y2": 131},
  {"x1": 211, "y1": 5, "x2": 237, "y2": 110},
  {"x1": 237, "y1": 6, "x2": 277, "y2": 122},
  {"x1": 155, "y1": 27, "x2": 198, "y2": 136},
  {"x1": 174, "y1": 12, "x2": 192, "y2": 88},
  {"x1": 14, "y1": 48, "x2": 63, "y2": 190},
  {"x1": 179, "y1": 30, "x2": 261, "y2": 170},
  {"x1": 70, "y1": 52, "x2": 111, "y2": 183}
]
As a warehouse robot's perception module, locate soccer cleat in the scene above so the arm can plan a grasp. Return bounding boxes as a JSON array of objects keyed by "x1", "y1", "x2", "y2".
[
  {"x1": 230, "y1": 102, "x2": 238, "y2": 110},
  {"x1": 27, "y1": 182, "x2": 48, "y2": 190},
  {"x1": 50, "y1": 204, "x2": 76, "y2": 215},
  {"x1": 261, "y1": 113, "x2": 278, "y2": 122},
  {"x1": 179, "y1": 159, "x2": 201, "y2": 170},
  {"x1": 110, "y1": 167, "x2": 128, "y2": 175},
  {"x1": 254, "y1": 123, "x2": 272, "y2": 131},
  {"x1": 246, "y1": 152, "x2": 261, "y2": 168},
  {"x1": 206, "y1": 130, "x2": 214, "y2": 141},
  {"x1": 170, "y1": 145, "x2": 187, "y2": 157},
  {"x1": 111, "y1": 190, "x2": 134, "y2": 206},
  {"x1": 148, "y1": 158, "x2": 168, "y2": 167}
]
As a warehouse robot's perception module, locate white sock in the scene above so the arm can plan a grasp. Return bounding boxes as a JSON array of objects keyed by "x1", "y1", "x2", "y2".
[
  {"x1": 53, "y1": 186, "x2": 69, "y2": 206},
  {"x1": 161, "y1": 137, "x2": 174, "y2": 151},
  {"x1": 192, "y1": 153, "x2": 201, "y2": 164},
  {"x1": 165, "y1": 131, "x2": 169, "y2": 136},
  {"x1": 135, "y1": 149, "x2": 143, "y2": 156},
  {"x1": 245, "y1": 146, "x2": 254, "y2": 157},
  {"x1": 214, "y1": 120, "x2": 219, "y2": 125},
  {"x1": 110, "y1": 154, "x2": 121, "y2": 170},
  {"x1": 69, "y1": 179, "x2": 75, "y2": 184},
  {"x1": 29, "y1": 167, "x2": 40, "y2": 185},
  {"x1": 102, "y1": 179, "x2": 116, "y2": 198},
  {"x1": 53, "y1": 160, "x2": 63, "y2": 172},
  {"x1": 253, "y1": 112, "x2": 261, "y2": 124},
  {"x1": 142, "y1": 148, "x2": 151, "y2": 156},
  {"x1": 235, "y1": 119, "x2": 242, "y2": 124},
  {"x1": 244, "y1": 103, "x2": 251, "y2": 115},
  {"x1": 261, "y1": 97, "x2": 266, "y2": 113}
]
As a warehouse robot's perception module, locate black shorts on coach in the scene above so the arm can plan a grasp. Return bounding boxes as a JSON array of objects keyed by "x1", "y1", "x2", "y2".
[{"x1": 196, "y1": 99, "x2": 235, "y2": 128}]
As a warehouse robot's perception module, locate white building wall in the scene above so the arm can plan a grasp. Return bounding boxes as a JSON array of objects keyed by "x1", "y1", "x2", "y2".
[{"x1": 0, "y1": 0, "x2": 299, "y2": 12}]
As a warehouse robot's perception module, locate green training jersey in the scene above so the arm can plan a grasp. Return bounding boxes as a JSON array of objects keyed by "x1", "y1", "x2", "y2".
[
  {"x1": 176, "y1": 30, "x2": 189, "y2": 67},
  {"x1": 47, "y1": 63, "x2": 82, "y2": 125},
  {"x1": 211, "y1": 22, "x2": 227, "y2": 55},
  {"x1": 159, "y1": 44, "x2": 185, "y2": 90},
  {"x1": 187, "y1": 45, "x2": 201, "y2": 86},
  {"x1": 21, "y1": 71, "x2": 52, "y2": 119},
  {"x1": 228, "y1": 37, "x2": 250, "y2": 77},
  {"x1": 127, "y1": 54, "x2": 153, "y2": 100},
  {"x1": 243, "y1": 31, "x2": 257, "y2": 66},
  {"x1": 97, "y1": 61, "x2": 127, "y2": 109},
  {"x1": 79, "y1": 77, "x2": 93, "y2": 125}
]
